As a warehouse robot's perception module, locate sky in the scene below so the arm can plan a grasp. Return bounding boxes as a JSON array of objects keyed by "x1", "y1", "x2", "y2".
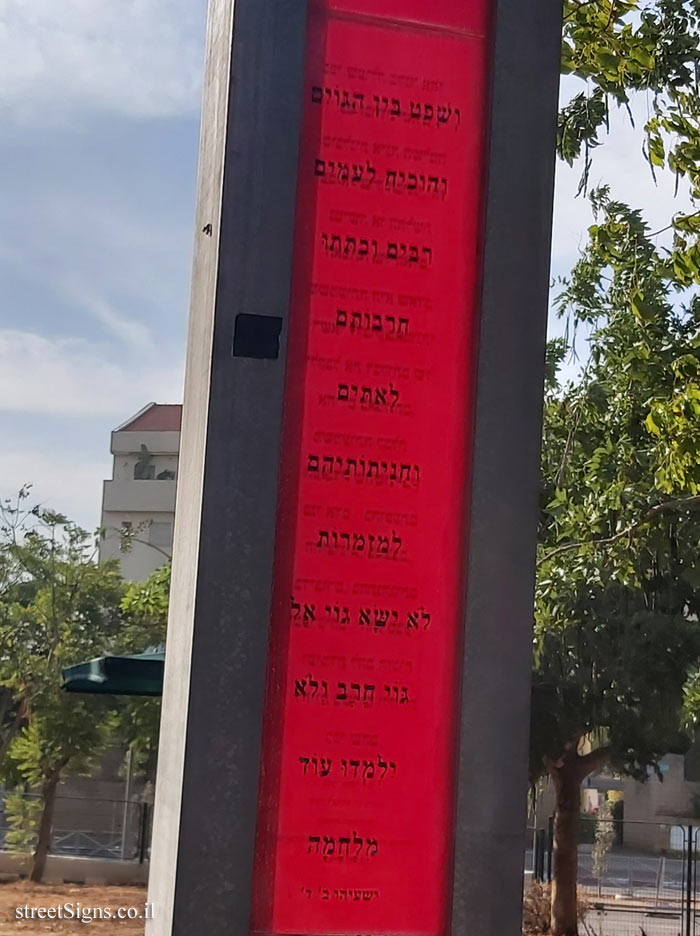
[{"x1": 0, "y1": 3, "x2": 692, "y2": 531}]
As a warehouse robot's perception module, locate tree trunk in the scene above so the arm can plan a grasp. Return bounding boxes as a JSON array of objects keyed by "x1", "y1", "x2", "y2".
[
  {"x1": 550, "y1": 759, "x2": 582, "y2": 936},
  {"x1": 30, "y1": 771, "x2": 60, "y2": 883},
  {"x1": 546, "y1": 745, "x2": 612, "y2": 936},
  {"x1": 0, "y1": 696, "x2": 27, "y2": 767}
]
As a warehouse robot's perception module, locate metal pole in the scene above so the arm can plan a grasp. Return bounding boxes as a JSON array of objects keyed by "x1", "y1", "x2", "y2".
[
  {"x1": 139, "y1": 803, "x2": 150, "y2": 864},
  {"x1": 686, "y1": 824, "x2": 693, "y2": 936},
  {"x1": 627, "y1": 852, "x2": 633, "y2": 897},
  {"x1": 547, "y1": 815, "x2": 554, "y2": 883},
  {"x1": 120, "y1": 747, "x2": 133, "y2": 860},
  {"x1": 692, "y1": 829, "x2": 698, "y2": 936},
  {"x1": 532, "y1": 793, "x2": 539, "y2": 881},
  {"x1": 540, "y1": 830, "x2": 547, "y2": 882},
  {"x1": 655, "y1": 855, "x2": 663, "y2": 907}
]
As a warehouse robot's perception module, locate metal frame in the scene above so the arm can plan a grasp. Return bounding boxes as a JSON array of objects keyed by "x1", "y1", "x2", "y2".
[
  {"x1": 451, "y1": 0, "x2": 561, "y2": 933},
  {"x1": 146, "y1": 1, "x2": 308, "y2": 934},
  {"x1": 147, "y1": 0, "x2": 561, "y2": 933}
]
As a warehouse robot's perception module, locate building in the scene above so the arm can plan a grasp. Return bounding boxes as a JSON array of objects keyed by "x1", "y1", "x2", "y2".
[
  {"x1": 528, "y1": 743, "x2": 700, "y2": 855},
  {"x1": 99, "y1": 403, "x2": 182, "y2": 581}
]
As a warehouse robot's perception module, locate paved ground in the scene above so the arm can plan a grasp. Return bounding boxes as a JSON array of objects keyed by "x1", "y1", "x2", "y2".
[{"x1": 0, "y1": 881, "x2": 147, "y2": 935}]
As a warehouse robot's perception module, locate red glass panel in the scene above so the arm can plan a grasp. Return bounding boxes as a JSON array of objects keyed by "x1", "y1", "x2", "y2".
[{"x1": 252, "y1": 2, "x2": 492, "y2": 933}]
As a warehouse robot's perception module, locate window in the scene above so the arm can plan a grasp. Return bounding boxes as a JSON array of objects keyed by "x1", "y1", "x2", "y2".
[{"x1": 149, "y1": 522, "x2": 172, "y2": 549}]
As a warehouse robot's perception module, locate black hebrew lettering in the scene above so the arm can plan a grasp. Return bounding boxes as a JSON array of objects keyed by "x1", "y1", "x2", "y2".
[
  {"x1": 291, "y1": 597, "x2": 432, "y2": 633},
  {"x1": 335, "y1": 308, "x2": 410, "y2": 337},
  {"x1": 293, "y1": 674, "x2": 411, "y2": 707},
  {"x1": 336, "y1": 381, "x2": 401, "y2": 411},
  {"x1": 315, "y1": 155, "x2": 448, "y2": 199},
  {"x1": 310, "y1": 85, "x2": 461, "y2": 129},
  {"x1": 314, "y1": 528, "x2": 403, "y2": 559},
  {"x1": 305, "y1": 453, "x2": 421, "y2": 487},
  {"x1": 306, "y1": 832, "x2": 380, "y2": 861},
  {"x1": 321, "y1": 232, "x2": 432, "y2": 267}
]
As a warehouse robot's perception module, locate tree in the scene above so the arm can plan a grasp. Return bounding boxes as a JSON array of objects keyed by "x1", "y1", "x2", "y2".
[
  {"x1": 528, "y1": 3, "x2": 700, "y2": 931},
  {"x1": 534, "y1": 188, "x2": 700, "y2": 935},
  {"x1": 118, "y1": 564, "x2": 169, "y2": 651},
  {"x1": 560, "y1": 1, "x2": 700, "y2": 198},
  {"x1": 8, "y1": 696, "x2": 117, "y2": 881},
  {"x1": 0, "y1": 491, "x2": 124, "y2": 880},
  {"x1": 0, "y1": 490, "x2": 124, "y2": 730},
  {"x1": 112, "y1": 565, "x2": 170, "y2": 785}
]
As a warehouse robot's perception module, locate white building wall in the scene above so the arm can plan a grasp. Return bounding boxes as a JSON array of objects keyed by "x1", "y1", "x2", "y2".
[{"x1": 99, "y1": 424, "x2": 180, "y2": 582}]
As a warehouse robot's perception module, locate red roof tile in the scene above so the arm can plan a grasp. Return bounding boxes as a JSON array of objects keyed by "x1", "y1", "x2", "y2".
[{"x1": 116, "y1": 403, "x2": 182, "y2": 432}]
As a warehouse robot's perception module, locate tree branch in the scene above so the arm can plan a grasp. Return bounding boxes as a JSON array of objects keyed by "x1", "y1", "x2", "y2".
[
  {"x1": 124, "y1": 537, "x2": 172, "y2": 562},
  {"x1": 538, "y1": 495, "x2": 700, "y2": 567},
  {"x1": 650, "y1": 209, "x2": 700, "y2": 238},
  {"x1": 102, "y1": 527, "x2": 172, "y2": 562},
  {"x1": 575, "y1": 745, "x2": 612, "y2": 780},
  {"x1": 564, "y1": 0, "x2": 600, "y2": 22},
  {"x1": 544, "y1": 744, "x2": 612, "y2": 783}
]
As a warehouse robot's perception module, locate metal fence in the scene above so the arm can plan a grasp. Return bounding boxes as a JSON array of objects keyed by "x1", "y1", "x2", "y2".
[
  {"x1": 526, "y1": 817, "x2": 700, "y2": 936},
  {"x1": 0, "y1": 793, "x2": 151, "y2": 862}
]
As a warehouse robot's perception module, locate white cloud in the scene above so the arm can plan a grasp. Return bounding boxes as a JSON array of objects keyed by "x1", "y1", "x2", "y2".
[
  {"x1": 0, "y1": 330, "x2": 184, "y2": 416},
  {"x1": 0, "y1": 0, "x2": 207, "y2": 124},
  {"x1": 39, "y1": 189, "x2": 195, "y2": 315},
  {"x1": 0, "y1": 326, "x2": 184, "y2": 530},
  {"x1": 60, "y1": 276, "x2": 154, "y2": 352},
  {"x1": 1, "y1": 172, "x2": 193, "y2": 349}
]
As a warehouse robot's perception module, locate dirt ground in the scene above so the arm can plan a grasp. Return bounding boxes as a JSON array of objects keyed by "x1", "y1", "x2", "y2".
[{"x1": 0, "y1": 881, "x2": 148, "y2": 935}]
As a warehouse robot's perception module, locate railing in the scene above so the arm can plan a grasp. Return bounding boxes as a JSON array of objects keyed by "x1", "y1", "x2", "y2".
[
  {"x1": 525, "y1": 817, "x2": 700, "y2": 936},
  {"x1": 0, "y1": 793, "x2": 151, "y2": 862}
]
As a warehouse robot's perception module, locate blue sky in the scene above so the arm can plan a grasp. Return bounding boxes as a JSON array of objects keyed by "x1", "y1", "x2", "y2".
[
  {"x1": 0, "y1": 0, "x2": 207, "y2": 527},
  {"x1": 0, "y1": 3, "x2": 691, "y2": 530}
]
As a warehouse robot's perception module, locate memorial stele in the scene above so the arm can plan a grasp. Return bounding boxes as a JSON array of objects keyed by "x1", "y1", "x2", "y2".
[{"x1": 146, "y1": 2, "x2": 561, "y2": 935}]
